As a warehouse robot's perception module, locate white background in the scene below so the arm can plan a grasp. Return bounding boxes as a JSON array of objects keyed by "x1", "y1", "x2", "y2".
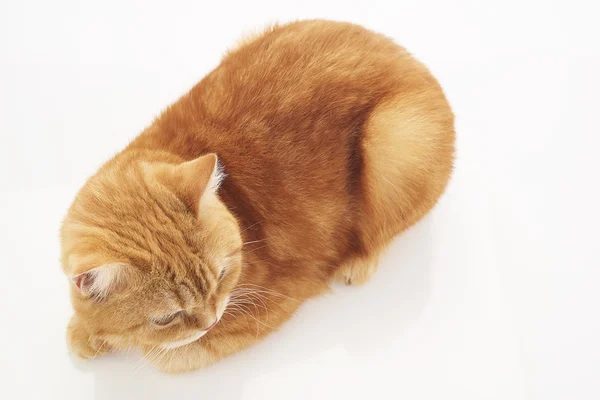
[{"x1": 1, "y1": 0, "x2": 599, "y2": 399}]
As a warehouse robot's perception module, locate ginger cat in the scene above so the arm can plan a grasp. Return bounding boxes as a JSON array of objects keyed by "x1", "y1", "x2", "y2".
[{"x1": 61, "y1": 20, "x2": 454, "y2": 373}]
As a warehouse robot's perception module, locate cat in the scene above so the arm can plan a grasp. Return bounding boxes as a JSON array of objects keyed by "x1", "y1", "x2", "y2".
[{"x1": 61, "y1": 20, "x2": 455, "y2": 373}]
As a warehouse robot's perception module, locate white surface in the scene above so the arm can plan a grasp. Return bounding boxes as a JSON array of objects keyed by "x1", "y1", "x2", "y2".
[{"x1": 1, "y1": 1, "x2": 599, "y2": 399}]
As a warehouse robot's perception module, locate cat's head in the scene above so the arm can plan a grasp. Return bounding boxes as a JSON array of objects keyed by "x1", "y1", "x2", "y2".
[{"x1": 61, "y1": 152, "x2": 242, "y2": 352}]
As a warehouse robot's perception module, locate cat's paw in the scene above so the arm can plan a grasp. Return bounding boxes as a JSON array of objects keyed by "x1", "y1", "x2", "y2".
[
  {"x1": 66, "y1": 315, "x2": 111, "y2": 359},
  {"x1": 150, "y1": 342, "x2": 213, "y2": 374},
  {"x1": 334, "y1": 256, "x2": 379, "y2": 286}
]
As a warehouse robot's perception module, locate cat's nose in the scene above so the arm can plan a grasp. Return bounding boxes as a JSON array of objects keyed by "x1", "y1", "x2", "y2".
[{"x1": 203, "y1": 319, "x2": 218, "y2": 331}]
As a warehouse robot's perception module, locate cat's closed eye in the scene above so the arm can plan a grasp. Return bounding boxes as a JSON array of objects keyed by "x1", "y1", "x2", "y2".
[
  {"x1": 153, "y1": 311, "x2": 183, "y2": 326},
  {"x1": 219, "y1": 268, "x2": 226, "y2": 281}
]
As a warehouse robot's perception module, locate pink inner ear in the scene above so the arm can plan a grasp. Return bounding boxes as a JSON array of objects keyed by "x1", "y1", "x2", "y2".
[
  {"x1": 69, "y1": 263, "x2": 127, "y2": 299},
  {"x1": 74, "y1": 275, "x2": 85, "y2": 290},
  {"x1": 73, "y1": 272, "x2": 94, "y2": 293}
]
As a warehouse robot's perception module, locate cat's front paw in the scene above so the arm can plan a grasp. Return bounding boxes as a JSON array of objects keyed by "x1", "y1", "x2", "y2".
[
  {"x1": 66, "y1": 315, "x2": 111, "y2": 359},
  {"x1": 149, "y1": 342, "x2": 213, "y2": 374}
]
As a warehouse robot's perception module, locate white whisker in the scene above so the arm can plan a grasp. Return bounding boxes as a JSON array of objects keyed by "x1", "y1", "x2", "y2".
[
  {"x1": 234, "y1": 284, "x2": 299, "y2": 303},
  {"x1": 92, "y1": 340, "x2": 108, "y2": 360},
  {"x1": 242, "y1": 244, "x2": 268, "y2": 255},
  {"x1": 242, "y1": 239, "x2": 267, "y2": 246},
  {"x1": 240, "y1": 220, "x2": 264, "y2": 235},
  {"x1": 133, "y1": 345, "x2": 158, "y2": 374},
  {"x1": 242, "y1": 259, "x2": 269, "y2": 266}
]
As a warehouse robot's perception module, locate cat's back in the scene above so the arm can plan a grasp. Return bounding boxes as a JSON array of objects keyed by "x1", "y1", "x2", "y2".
[{"x1": 196, "y1": 20, "x2": 409, "y2": 129}]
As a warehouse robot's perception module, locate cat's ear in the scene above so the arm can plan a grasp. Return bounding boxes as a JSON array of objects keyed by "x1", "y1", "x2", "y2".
[
  {"x1": 70, "y1": 263, "x2": 131, "y2": 300},
  {"x1": 173, "y1": 153, "x2": 225, "y2": 211},
  {"x1": 146, "y1": 153, "x2": 225, "y2": 214}
]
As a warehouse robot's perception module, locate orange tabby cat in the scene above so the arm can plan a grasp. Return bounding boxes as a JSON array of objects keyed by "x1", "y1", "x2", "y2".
[{"x1": 61, "y1": 20, "x2": 454, "y2": 373}]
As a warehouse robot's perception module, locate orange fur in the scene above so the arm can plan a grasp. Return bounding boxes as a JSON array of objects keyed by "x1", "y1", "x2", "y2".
[{"x1": 61, "y1": 20, "x2": 454, "y2": 373}]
